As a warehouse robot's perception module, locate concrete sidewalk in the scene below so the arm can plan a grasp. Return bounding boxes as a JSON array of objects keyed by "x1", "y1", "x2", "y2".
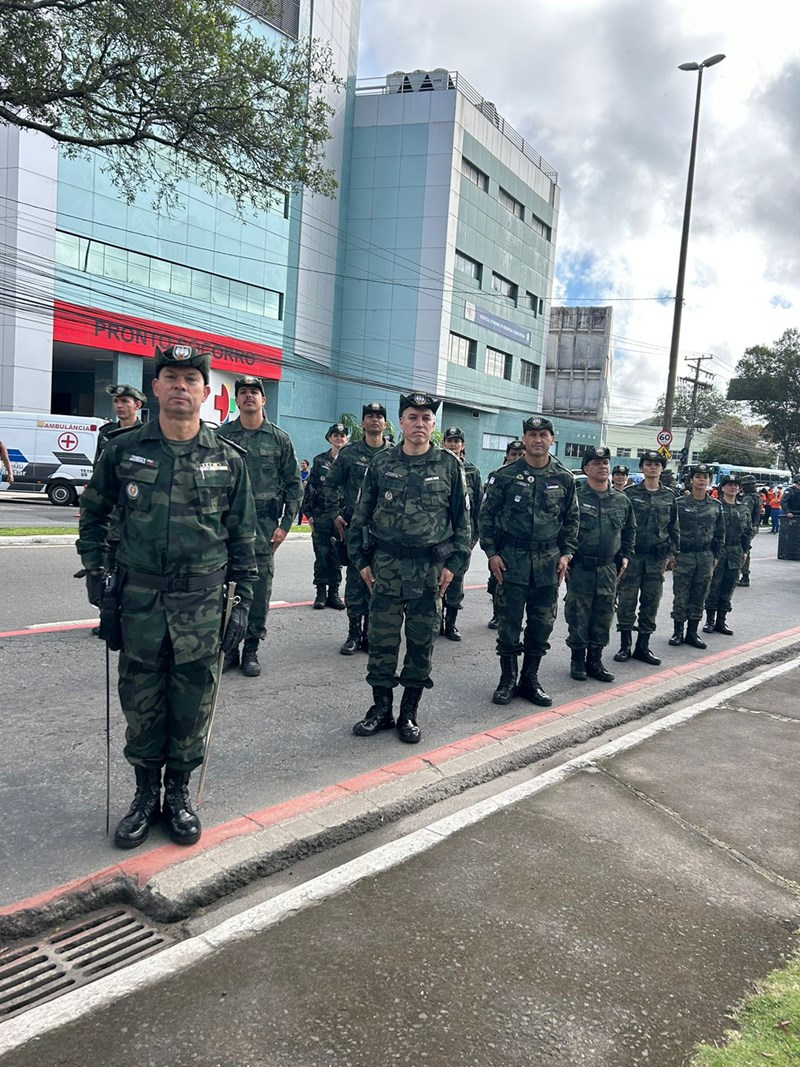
[{"x1": 2, "y1": 624, "x2": 799, "y2": 941}]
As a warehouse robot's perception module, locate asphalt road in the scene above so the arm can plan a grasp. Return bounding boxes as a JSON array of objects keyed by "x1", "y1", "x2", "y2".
[{"x1": 0, "y1": 492, "x2": 81, "y2": 527}]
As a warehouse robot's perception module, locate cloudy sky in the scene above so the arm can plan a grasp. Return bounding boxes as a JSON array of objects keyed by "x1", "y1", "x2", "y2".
[{"x1": 357, "y1": 0, "x2": 798, "y2": 423}]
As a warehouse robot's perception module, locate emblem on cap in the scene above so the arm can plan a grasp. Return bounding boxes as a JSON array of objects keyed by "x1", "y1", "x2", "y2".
[
  {"x1": 172, "y1": 345, "x2": 192, "y2": 360},
  {"x1": 241, "y1": 375, "x2": 258, "y2": 384},
  {"x1": 413, "y1": 393, "x2": 426, "y2": 405}
]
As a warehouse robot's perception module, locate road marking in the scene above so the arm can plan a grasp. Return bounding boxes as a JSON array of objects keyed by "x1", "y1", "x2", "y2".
[{"x1": 2, "y1": 653, "x2": 797, "y2": 1054}]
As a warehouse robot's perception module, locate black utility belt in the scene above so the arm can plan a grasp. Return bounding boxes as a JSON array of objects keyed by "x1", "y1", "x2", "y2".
[
  {"x1": 680, "y1": 544, "x2": 712, "y2": 553},
  {"x1": 373, "y1": 538, "x2": 452, "y2": 562},
  {"x1": 572, "y1": 554, "x2": 617, "y2": 567},
  {"x1": 502, "y1": 535, "x2": 558, "y2": 551},
  {"x1": 121, "y1": 566, "x2": 228, "y2": 593}
]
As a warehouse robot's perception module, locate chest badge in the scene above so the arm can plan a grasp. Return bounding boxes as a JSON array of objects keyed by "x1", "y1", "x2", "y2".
[
  {"x1": 126, "y1": 482, "x2": 140, "y2": 501},
  {"x1": 385, "y1": 491, "x2": 393, "y2": 501}
]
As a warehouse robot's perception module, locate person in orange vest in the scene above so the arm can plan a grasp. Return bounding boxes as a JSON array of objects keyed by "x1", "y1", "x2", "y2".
[
  {"x1": 760, "y1": 487, "x2": 771, "y2": 526},
  {"x1": 768, "y1": 486, "x2": 783, "y2": 532}
]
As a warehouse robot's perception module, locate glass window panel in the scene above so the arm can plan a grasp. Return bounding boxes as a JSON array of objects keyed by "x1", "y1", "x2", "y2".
[
  {"x1": 190, "y1": 270, "x2": 212, "y2": 303},
  {"x1": 210, "y1": 275, "x2": 230, "y2": 306},
  {"x1": 150, "y1": 258, "x2": 171, "y2": 293},
  {"x1": 170, "y1": 263, "x2": 192, "y2": 297},
  {"x1": 127, "y1": 251, "x2": 151, "y2": 287},
  {"x1": 102, "y1": 245, "x2": 127, "y2": 281},
  {"x1": 85, "y1": 241, "x2": 104, "y2": 275},
  {"x1": 246, "y1": 285, "x2": 265, "y2": 316},
  {"x1": 54, "y1": 232, "x2": 81, "y2": 269},
  {"x1": 262, "y1": 289, "x2": 281, "y2": 320},
  {"x1": 229, "y1": 279, "x2": 249, "y2": 311}
]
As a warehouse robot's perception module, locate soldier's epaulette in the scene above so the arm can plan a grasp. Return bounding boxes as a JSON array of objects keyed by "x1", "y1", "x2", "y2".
[
  {"x1": 216, "y1": 435, "x2": 249, "y2": 458},
  {"x1": 105, "y1": 423, "x2": 138, "y2": 440}
]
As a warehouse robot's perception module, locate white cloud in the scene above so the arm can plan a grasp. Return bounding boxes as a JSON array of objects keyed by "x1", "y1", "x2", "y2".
[{"x1": 358, "y1": 0, "x2": 800, "y2": 421}]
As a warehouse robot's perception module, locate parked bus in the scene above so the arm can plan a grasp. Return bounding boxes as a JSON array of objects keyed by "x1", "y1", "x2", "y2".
[{"x1": 680, "y1": 462, "x2": 790, "y2": 487}]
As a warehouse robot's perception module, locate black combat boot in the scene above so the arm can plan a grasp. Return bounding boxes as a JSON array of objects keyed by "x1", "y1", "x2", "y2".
[
  {"x1": 444, "y1": 606, "x2": 462, "y2": 642},
  {"x1": 114, "y1": 766, "x2": 162, "y2": 850},
  {"x1": 632, "y1": 633, "x2": 661, "y2": 665},
  {"x1": 397, "y1": 687, "x2": 423, "y2": 744},
  {"x1": 487, "y1": 612, "x2": 499, "y2": 630},
  {"x1": 340, "y1": 616, "x2": 361, "y2": 655},
  {"x1": 222, "y1": 644, "x2": 241, "y2": 672},
  {"x1": 714, "y1": 612, "x2": 733, "y2": 635},
  {"x1": 162, "y1": 770, "x2": 201, "y2": 846},
  {"x1": 313, "y1": 584, "x2": 327, "y2": 609},
  {"x1": 702, "y1": 610, "x2": 716, "y2": 634},
  {"x1": 518, "y1": 653, "x2": 552, "y2": 706},
  {"x1": 684, "y1": 620, "x2": 707, "y2": 649},
  {"x1": 241, "y1": 638, "x2": 261, "y2": 677},
  {"x1": 668, "y1": 622, "x2": 684, "y2": 646},
  {"x1": 360, "y1": 612, "x2": 370, "y2": 652},
  {"x1": 492, "y1": 655, "x2": 518, "y2": 705},
  {"x1": 613, "y1": 630, "x2": 632, "y2": 662},
  {"x1": 586, "y1": 647, "x2": 615, "y2": 683},
  {"x1": 352, "y1": 687, "x2": 394, "y2": 736},
  {"x1": 737, "y1": 575, "x2": 750, "y2": 587},
  {"x1": 570, "y1": 648, "x2": 588, "y2": 681},
  {"x1": 326, "y1": 584, "x2": 346, "y2": 610}
]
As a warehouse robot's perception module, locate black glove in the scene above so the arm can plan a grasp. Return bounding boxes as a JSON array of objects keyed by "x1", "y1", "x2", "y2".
[
  {"x1": 74, "y1": 567, "x2": 106, "y2": 608},
  {"x1": 221, "y1": 600, "x2": 249, "y2": 655}
]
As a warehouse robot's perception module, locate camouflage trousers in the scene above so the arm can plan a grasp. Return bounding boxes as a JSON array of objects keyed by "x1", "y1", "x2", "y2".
[
  {"x1": 616, "y1": 554, "x2": 667, "y2": 634},
  {"x1": 495, "y1": 578, "x2": 558, "y2": 657},
  {"x1": 311, "y1": 522, "x2": 342, "y2": 586},
  {"x1": 705, "y1": 557, "x2": 741, "y2": 615},
  {"x1": 345, "y1": 526, "x2": 371, "y2": 620},
  {"x1": 563, "y1": 562, "x2": 617, "y2": 649},
  {"x1": 671, "y1": 549, "x2": 714, "y2": 623},
  {"x1": 365, "y1": 553, "x2": 441, "y2": 689},
  {"x1": 118, "y1": 638, "x2": 218, "y2": 772},
  {"x1": 248, "y1": 548, "x2": 274, "y2": 643}
]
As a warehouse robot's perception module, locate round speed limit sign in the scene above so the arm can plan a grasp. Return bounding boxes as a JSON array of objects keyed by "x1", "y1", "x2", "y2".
[{"x1": 656, "y1": 429, "x2": 673, "y2": 448}]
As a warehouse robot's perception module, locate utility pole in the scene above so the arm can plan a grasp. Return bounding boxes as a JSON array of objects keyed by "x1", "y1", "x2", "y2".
[{"x1": 679, "y1": 355, "x2": 713, "y2": 469}]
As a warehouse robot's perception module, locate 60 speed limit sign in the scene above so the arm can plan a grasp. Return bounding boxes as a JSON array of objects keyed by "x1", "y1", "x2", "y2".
[{"x1": 656, "y1": 429, "x2": 673, "y2": 447}]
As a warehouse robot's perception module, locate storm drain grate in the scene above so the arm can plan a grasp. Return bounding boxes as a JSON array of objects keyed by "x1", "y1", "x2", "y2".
[{"x1": 0, "y1": 908, "x2": 175, "y2": 1020}]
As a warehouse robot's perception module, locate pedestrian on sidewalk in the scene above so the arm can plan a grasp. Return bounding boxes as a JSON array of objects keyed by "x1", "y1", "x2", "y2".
[
  {"x1": 306, "y1": 423, "x2": 349, "y2": 610},
  {"x1": 349, "y1": 392, "x2": 471, "y2": 744},
  {"x1": 769, "y1": 485, "x2": 783, "y2": 533},
  {"x1": 565, "y1": 446, "x2": 636, "y2": 683},
  {"x1": 669, "y1": 463, "x2": 724, "y2": 650},
  {"x1": 77, "y1": 345, "x2": 257, "y2": 850},
  {"x1": 703, "y1": 474, "x2": 752, "y2": 636}
]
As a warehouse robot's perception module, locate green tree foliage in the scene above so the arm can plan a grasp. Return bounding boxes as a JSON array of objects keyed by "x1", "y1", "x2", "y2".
[
  {"x1": 728, "y1": 329, "x2": 800, "y2": 473},
  {"x1": 697, "y1": 416, "x2": 776, "y2": 467},
  {"x1": 0, "y1": 0, "x2": 340, "y2": 211},
  {"x1": 649, "y1": 383, "x2": 736, "y2": 429}
]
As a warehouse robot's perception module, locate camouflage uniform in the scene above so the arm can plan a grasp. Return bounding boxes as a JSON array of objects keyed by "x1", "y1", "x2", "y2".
[
  {"x1": 216, "y1": 416, "x2": 301, "y2": 643},
  {"x1": 704, "y1": 500, "x2": 751, "y2": 617},
  {"x1": 349, "y1": 444, "x2": 471, "y2": 690},
  {"x1": 737, "y1": 487, "x2": 762, "y2": 584},
  {"x1": 478, "y1": 456, "x2": 579, "y2": 658},
  {"x1": 565, "y1": 483, "x2": 636, "y2": 650},
  {"x1": 322, "y1": 436, "x2": 392, "y2": 622},
  {"x1": 95, "y1": 419, "x2": 141, "y2": 463},
  {"x1": 443, "y1": 457, "x2": 482, "y2": 610},
  {"x1": 77, "y1": 420, "x2": 257, "y2": 771},
  {"x1": 305, "y1": 448, "x2": 342, "y2": 587},
  {"x1": 671, "y1": 495, "x2": 724, "y2": 624},
  {"x1": 617, "y1": 481, "x2": 679, "y2": 635}
]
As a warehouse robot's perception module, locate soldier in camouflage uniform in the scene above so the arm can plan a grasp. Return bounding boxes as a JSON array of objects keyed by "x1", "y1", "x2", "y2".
[
  {"x1": 305, "y1": 422, "x2": 349, "y2": 610},
  {"x1": 94, "y1": 384, "x2": 146, "y2": 462},
  {"x1": 349, "y1": 392, "x2": 471, "y2": 744},
  {"x1": 77, "y1": 345, "x2": 257, "y2": 850},
  {"x1": 485, "y1": 438, "x2": 526, "y2": 630},
  {"x1": 669, "y1": 463, "x2": 725, "y2": 649},
  {"x1": 322, "y1": 402, "x2": 392, "y2": 655},
  {"x1": 737, "y1": 476, "x2": 762, "y2": 587},
  {"x1": 479, "y1": 415, "x2": 579, "y2": 708},
  {"x1": 611, "y1": 464, "x2": 629, "y2": 492},
  {"x1": 565, "y1": 447, "x2": 636, "y2": 683},
  {"x1": 702, "y1": 474, "x2": 752, "y2": 635},
  {"x1": 614, "y1": 450, "x2": 679, "y2": 665},
  {"x1": 217, "y1": 376, "x2": 301, "y2": 677},
  {"x1": 440, "y1": 426, "x2": 482, "y2": 641}
]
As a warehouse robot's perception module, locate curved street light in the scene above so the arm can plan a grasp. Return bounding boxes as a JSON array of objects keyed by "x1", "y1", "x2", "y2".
[{"x1": 662, "y1": 53, "x2": 726, "y2": 434}]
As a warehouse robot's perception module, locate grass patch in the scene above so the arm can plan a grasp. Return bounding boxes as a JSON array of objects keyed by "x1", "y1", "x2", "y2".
[
  {"x1": 289, "y1": 523, "x2": 311, "y2": 533},
  {"x1": 0, "y1": 527, "x2": 77, "y2": 537},
  {"x1": 692, "y1": 954, "x2": 800, "y2": 1066}
]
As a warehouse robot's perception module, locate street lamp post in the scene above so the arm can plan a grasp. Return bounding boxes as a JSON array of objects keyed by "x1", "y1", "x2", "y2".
[{"x1": 663, "y1": 53, "x2": 726, "y2": 434}]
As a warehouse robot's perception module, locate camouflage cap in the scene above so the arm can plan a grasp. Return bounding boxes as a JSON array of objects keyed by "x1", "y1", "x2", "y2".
[
  {"x1": 234, "y1": 375, "x2": 265, "y2": 396},
  {"x1": 399, "y1": 391, "x2": 441, "y2": 415},
  {"x1": 581, "y1": 445, "x2": 611, "y2": 469},
  {"x1": 505, "y1": 439, "x2": 525, "y2": 455},
  {"x1": 719, "y1": 474, "x2": 741, "y2": 488},
  {"x1": 612, "y1": 465, "x2": 630, "y2": 476},
  {"x1": 443, "y1": 426, "x2": 465, "y2": 441},
  {"x1": 362, "y1": 402, "x2": 387, "y2": 419},
  {"x1": 741, "y1": 476, "x2": 757, "y2": 487},
  {"x1": 154, "y1": 344, "x2": 211, "y2": 383},
  {"x1": 106, "y1": 383, "x2": 146, "y2": 404},
  {"x1": 326, "y1": 422, "x2": 348, "y2": 439},
  {"x1": 522, "y1": 415, "x2": 555, "y2": 434},
  {"x1": 639, "y1": 449, "x2": 667, "y2": 469},
  {"x1": 688, "y1": 462, "x2": 713, "y2": 478}
]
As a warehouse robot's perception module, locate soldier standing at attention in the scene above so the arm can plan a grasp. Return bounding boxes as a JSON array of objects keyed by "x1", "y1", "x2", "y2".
[
  {"x1": 486, "y1": 439, "x2": 525, "y2": 629},
  {"x1": 323, "y1": 402, "x2": 392, "y2": 655},
  {"x1": 440, "y1": 426, "x2": 482, "y2": 641},
  {"x1": 703, "y1": 474, "x2": 752, "y2": 635},
  {"x1": 94, "y1": 384, "x2": 147, "y2": 461},
  {"x1": 737, "y1": 476, "x2": 762, "y2": 587},
  {"x1": 305, "y1": 423, "x2": 349, "y2": 610},
  {"x1": 479, "y1": 415, "x2": 579, "y2": 708},
  {"x1": 77, "y1": 345, "x2": 257, "y2": 849},
  {"x1": 611, "y1": 465, "x2": 629, "y2": 492},
  {"x1": 217, "y1": 376, "x2": 301, "y2": 678},
  {"x1": 565, "y1": 447, "x2": 636, "y2": 683},
  {"x1": 348, "y1": 392, "x2": 471, "y2": 744},
  {"x1": 614, "y1": 450, "x2": 679, "y2": 665},
  {"x1": 669, "y1": 463, "x2": 725, "y2": 649}
]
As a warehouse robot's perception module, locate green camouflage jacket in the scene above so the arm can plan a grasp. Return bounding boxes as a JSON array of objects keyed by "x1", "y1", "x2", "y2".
[
  {"x1": 718, "y1": 500, "x2": 753, "y2": 569},
  {"x1": 462, "y1": 458, "x2": 483, "y2": 543},
  {"x1": 304, "y1": 449, "x2": 338, "y2": 524},
  {"x1": 349, "y1": 444, "x2": 471, "y2": 577},
  {"x1": 94, "y1": 419, "x2": 141, "y2": 463},
  {"x1": 574, "y1": 483, "x2": 636, "y2": 561},
  {"x1": 216, "y1": 416, "x2": 301, "y2": 552},
  {"x1": 321, "y1": 437, "x2": 392, "y2": 523},
  {"x1": 676, "y1": 494, "x2": 725, "y2": 560},
  {"x1": 623, "y1": 481, "x2": 680, "y2": 558}
]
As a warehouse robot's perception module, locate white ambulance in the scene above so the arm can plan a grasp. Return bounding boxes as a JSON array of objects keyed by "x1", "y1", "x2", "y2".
[{"x1": 0, "y1": 411, "x2": 106, "y2": 506}]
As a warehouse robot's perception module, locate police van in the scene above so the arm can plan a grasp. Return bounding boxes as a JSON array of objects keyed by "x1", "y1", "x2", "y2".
[{"x1": 0, "y1": 411, "x2": 106, "y2": 505}]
